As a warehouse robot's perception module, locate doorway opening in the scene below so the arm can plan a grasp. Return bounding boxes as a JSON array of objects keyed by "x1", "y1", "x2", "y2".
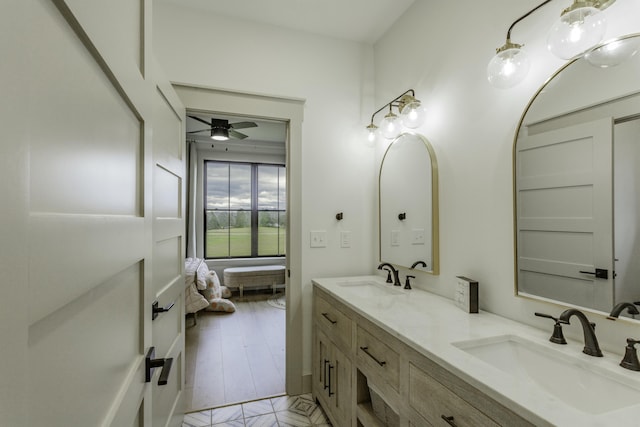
[{"x1": 184, "y1": 110, "x2": 288, "y2": 412}]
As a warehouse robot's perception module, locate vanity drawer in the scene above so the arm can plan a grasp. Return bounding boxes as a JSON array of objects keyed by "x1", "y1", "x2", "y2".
[
  {"x1": 356, "y1": 325, "x2": 400, "y2": 391},
  {"x1": 314, "y1": 293, "x2": 352, "y2": 350},
  {"x1": 409, "y1": 363, "x2": 499, "y2": 427}
]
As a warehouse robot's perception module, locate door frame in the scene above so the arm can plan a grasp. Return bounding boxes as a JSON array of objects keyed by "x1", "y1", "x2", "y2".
[{"x1": 173, "y1": 83, "x2": 305, "y2": 396}]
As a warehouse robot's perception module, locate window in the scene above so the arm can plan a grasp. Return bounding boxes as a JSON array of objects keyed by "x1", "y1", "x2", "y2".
[{"x1": 204, "y1": 161, "x2": 286, "y2": 258}]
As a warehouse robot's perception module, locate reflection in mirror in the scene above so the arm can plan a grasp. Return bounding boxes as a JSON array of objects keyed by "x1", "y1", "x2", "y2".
[
  {"x1": 380, "y1": 133, "x2": 439, "y2": 273},
  {"x1": 514, "y1": 34, "x2": 640, "y2": 321}
]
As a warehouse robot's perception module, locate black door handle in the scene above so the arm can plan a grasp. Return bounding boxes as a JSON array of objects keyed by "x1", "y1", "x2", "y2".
[
  {"x1": 579, "y1": 268, "x2": 608, "y2": 279},
  {"x1": 145, "y1": 347, "x2": 173, "y2": 386},
  {"x1": 152, "y1": 301, "x2": 175, "y2": 320}
]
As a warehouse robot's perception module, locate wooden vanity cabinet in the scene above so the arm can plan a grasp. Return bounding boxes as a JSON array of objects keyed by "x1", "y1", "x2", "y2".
[
  {"x1": 313, "y1": 289, "x2": 353, "y2": 427},
  {"x1": 312, "y1": 285, "x2": 536, "y2": 427}
]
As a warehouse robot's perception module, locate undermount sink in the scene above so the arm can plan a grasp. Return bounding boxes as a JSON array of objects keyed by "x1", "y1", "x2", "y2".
[
  {"x1": 453, "y1": 334, "x2": 640, "y2": 415},
  {"x1": 336, "y1": 280, "x2": 404, "y2": 296}
]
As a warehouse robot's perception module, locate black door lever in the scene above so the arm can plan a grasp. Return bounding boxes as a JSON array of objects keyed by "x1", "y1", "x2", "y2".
[
  {"x1": 579, "y1": 268, "x2": 608, "y2": 279},
  {"x1": 152, "y1": 301, "x2": 175, "y2": 320},
  {"x1": 145, "y1": 347, "x2": 173, "y2": 386}
]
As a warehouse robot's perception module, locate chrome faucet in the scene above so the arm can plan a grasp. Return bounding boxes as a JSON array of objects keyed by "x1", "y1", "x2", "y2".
[
  {"x1": 558, "y1": 309, "x2": 603, "y2": 357},
  {"x1": 608, "y1": 302, "x2": 640, "y2": 319},
  {"x1": 377, "y1": 263, "x2": 401, "y2": 286}
]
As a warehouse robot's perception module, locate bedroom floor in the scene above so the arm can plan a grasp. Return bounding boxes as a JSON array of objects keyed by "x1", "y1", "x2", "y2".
[{"x1": 184, "y1": 291, "x2": 286, "y2": 413}]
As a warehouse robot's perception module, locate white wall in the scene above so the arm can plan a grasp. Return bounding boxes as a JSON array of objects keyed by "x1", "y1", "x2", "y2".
[
  {"x1": 153, "y1": 2, "x2": 377, "y2": 379},
  {"x1": 373, "y1": 0, "x2": 640, "y2": 352}
]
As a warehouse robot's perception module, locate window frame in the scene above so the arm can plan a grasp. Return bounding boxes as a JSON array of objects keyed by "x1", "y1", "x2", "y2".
[{"x1": 203, "y1": 160, "x2": 286, "y2": 259}]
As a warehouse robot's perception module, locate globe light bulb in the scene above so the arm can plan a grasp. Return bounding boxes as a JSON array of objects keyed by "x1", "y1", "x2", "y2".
[
  {"x1": 487, "y1": 43, "x2": 531, "y2": 89},
  {"x1": 380, "y1": 111, "x2": 401, "y2": 139},
  {"x1": 364, "y1": 123, "x2": 378, "y2": 146},
  {"x1": 584, "y1": 38, "x2": 640, "y2": 68},
  {"x1": 547, "y1": 6, "x2": 606, "y2": 60},
  {"x1": 399, "y1": 100, "x2": 427, "y2": 129}
]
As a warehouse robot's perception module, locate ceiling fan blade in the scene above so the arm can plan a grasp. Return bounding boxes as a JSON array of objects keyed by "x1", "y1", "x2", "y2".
[
  {"x1": 229, "y1": 129, "x2": 248, "y2": 139},
  {"x1": 187, "y1": 128, "x2": 212, "y2": 134},
  {"x1": 229, "y1": 121, "x2": 258, "y2": 130},
  {"x1": 188, "y1": 115, "x2": 212, "y2": 126}
]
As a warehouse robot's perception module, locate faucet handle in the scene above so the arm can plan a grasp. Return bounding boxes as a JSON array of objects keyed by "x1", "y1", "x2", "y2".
[
  {"x1": 404, "y1": 275, "x2": 415, "y2": 290},
  {"x1": 620, "y1": 338, "x2": 640, "y2": 371},
  {"x1": 383, "y1": 268, "x2": 393, "y2": 283},
  {"x1": 535, "y1": 312, "x2": 567, "y2": 344}
]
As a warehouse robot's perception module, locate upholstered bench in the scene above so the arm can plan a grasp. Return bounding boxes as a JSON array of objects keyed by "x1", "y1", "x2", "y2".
[{"x1": 223, "y1": 265, "x2": 286, "y2": 297}]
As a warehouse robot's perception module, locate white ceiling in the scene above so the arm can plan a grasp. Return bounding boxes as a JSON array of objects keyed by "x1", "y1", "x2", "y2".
[{"x1": 156, "y1": 0, "x2": 415, "y2": 43}]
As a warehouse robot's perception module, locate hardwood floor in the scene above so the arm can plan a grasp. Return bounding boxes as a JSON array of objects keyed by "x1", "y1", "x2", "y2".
[{"x1": 184, "y1": 291, "x2": 286, "y2": 413}]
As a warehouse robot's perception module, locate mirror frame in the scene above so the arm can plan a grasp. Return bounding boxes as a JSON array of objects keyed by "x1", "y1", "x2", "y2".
[
  {"x1": 512, "y1": 33, "x2": 640, "y2": 321},
  {"x1": 379, "y1": 132, "x2": 440, "y2": 274}
]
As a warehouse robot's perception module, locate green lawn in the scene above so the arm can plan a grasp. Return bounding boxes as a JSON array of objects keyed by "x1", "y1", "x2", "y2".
[{"x1": 206, "y1": 226, "x2": 286, "y2": 258}]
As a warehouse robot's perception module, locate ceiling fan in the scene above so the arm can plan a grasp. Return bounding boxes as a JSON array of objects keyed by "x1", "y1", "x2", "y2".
[{"x1": 187, "y1": 115, "x2": 258, "y2": 140}]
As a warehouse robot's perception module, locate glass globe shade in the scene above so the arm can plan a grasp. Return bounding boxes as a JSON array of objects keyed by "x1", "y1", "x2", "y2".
[
  {"x1": 364, "y1": 124, "x2": 378, "y2": 146},
  {"x1": 487, "y1": 47, "x2": 531, "y2": 89},
  {"x1": 400, "y1": 101, "x2": 427, "y2": 128},
  {"x1": 584, "y1": 38, "x2": 640, "y2": 68},
  {"x1": 380, "y1": 112, "x2": 401, "y2": 139},
  {"x1": 547, "y1": 6, "x2": 606, "y2": 60}
]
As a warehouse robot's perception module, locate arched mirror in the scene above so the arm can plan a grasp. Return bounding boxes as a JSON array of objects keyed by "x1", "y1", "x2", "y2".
[
  {"x1": 514, "y1": 34, "x2": 640, "y2": 320},
  {"x1": 379, "y1": 132, "x2": 439, "y2": 273}
]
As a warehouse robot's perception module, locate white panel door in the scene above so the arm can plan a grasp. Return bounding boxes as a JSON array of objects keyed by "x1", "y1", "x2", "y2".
[
  {"x1": 0, "y1": 1, "x2": 185, "y2": 426},
  {"x1": 517, "y1": 118, "x2": 614, "y2": 311}
]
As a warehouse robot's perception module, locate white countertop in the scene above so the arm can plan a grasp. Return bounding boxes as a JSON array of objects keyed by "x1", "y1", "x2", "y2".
[{"x1": 312, "y1": 275, "x2": 640, "y2": 427}]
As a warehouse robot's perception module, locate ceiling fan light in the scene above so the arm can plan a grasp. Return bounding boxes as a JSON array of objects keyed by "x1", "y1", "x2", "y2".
[{"x1": 211, "y1": 127, "x2": 229, "y2": 141}]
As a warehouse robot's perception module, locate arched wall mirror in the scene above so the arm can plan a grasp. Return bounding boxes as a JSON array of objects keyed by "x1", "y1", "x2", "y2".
[
  {"x1": 379, "y1": 132, "x2": 439, "y2": 273},
  {"x1": 514, "y1": 33, "x2": 640, "y2": 320}
]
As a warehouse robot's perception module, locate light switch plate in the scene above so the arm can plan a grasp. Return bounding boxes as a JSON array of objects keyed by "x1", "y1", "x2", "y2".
[
  {"x1": 391, "y1": 230, "x2": 400, "y2": 246},
  {"x1": 310, "y1": 230, "x2": 327, "y2": 248}
]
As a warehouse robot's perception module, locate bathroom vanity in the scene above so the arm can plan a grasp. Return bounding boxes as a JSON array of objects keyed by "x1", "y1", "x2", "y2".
[{"x1": 312, "y1": 276, "x2": 640, "y2": 427}]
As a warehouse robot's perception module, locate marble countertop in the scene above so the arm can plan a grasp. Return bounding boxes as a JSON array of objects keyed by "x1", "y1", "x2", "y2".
[{"x1": 312, "y1": 275, "x2": 640, "y2": 427}]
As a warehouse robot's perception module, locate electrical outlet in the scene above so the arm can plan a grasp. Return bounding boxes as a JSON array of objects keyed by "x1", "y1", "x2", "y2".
[
  {"x1": 340, "y1": 231, "x2": 351, "y2": 248},
  {"x1": 412, "y1": 228, "x2": 425, "y2": 245},
  {"x1": 310, "y1": 230, "x2": 327, "y2": 248}
]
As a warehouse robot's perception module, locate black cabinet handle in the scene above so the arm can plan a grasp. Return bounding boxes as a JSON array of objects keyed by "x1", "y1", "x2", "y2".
[
  {"x1": 321, "y1": 312, "x2": 337, "y2": 324},
  {"x1": 145, "y1": 347, "x2": 173, "y2": 386},
  {"x1": 441, "y1": 415, "x2": 458, "y2": 426},
  {"x1": 323, "y1": 359, "x2": 330, "y2": 390},
  {"x1": 152, "y1": 301, "x2": 175, "y2": 320},
  {"x1": 327, "y1": 363, "x2": 335, "y2": 397},
  {"x1": 360, "y1": 346, "x2": 386, "y2": 366}
]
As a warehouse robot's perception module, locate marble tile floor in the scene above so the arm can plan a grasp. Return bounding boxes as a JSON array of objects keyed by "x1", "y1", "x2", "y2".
[{"x1": 183, "y1": 393, "x2": 332, "y2": 427}]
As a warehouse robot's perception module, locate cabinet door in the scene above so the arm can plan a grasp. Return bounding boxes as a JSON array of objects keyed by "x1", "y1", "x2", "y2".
[
  {"x1": 314, "y1": 329, "x2": 332, "y2": 408},
  {"x1": 331, "y1": 342, "x2": 352, "y2": 426}
]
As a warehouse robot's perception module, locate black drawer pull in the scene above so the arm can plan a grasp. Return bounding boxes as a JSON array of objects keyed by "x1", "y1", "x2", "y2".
[
  {"x1": 321, "y1": 312, "x2": 337, "y2": 324},
  {"x1": 145, "y1": 347, "x2": 173, "y2": 386},
  {"x1": 441, "y1": 415, "x2": 458, "y2": 426},
  {"x1": 360, "y1": 346, "x2": 386, "y2": 366}
]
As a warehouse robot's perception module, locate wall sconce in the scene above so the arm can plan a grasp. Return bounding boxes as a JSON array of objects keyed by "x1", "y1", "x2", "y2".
[
  {"x1": 488, "y1": 0, "x2": 616, "y2": 89},
  {"x1": 366, "y1": 89, "x2": 427, "y2": 142}
]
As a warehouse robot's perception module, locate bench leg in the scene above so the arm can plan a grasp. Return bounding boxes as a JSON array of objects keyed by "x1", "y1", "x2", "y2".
[
  {"x1": 273, "y1": 284, "x2": 277, "y2": 295},
  {"x1": 239, "y1": 285, "x2": 244, "y2": 298}
]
